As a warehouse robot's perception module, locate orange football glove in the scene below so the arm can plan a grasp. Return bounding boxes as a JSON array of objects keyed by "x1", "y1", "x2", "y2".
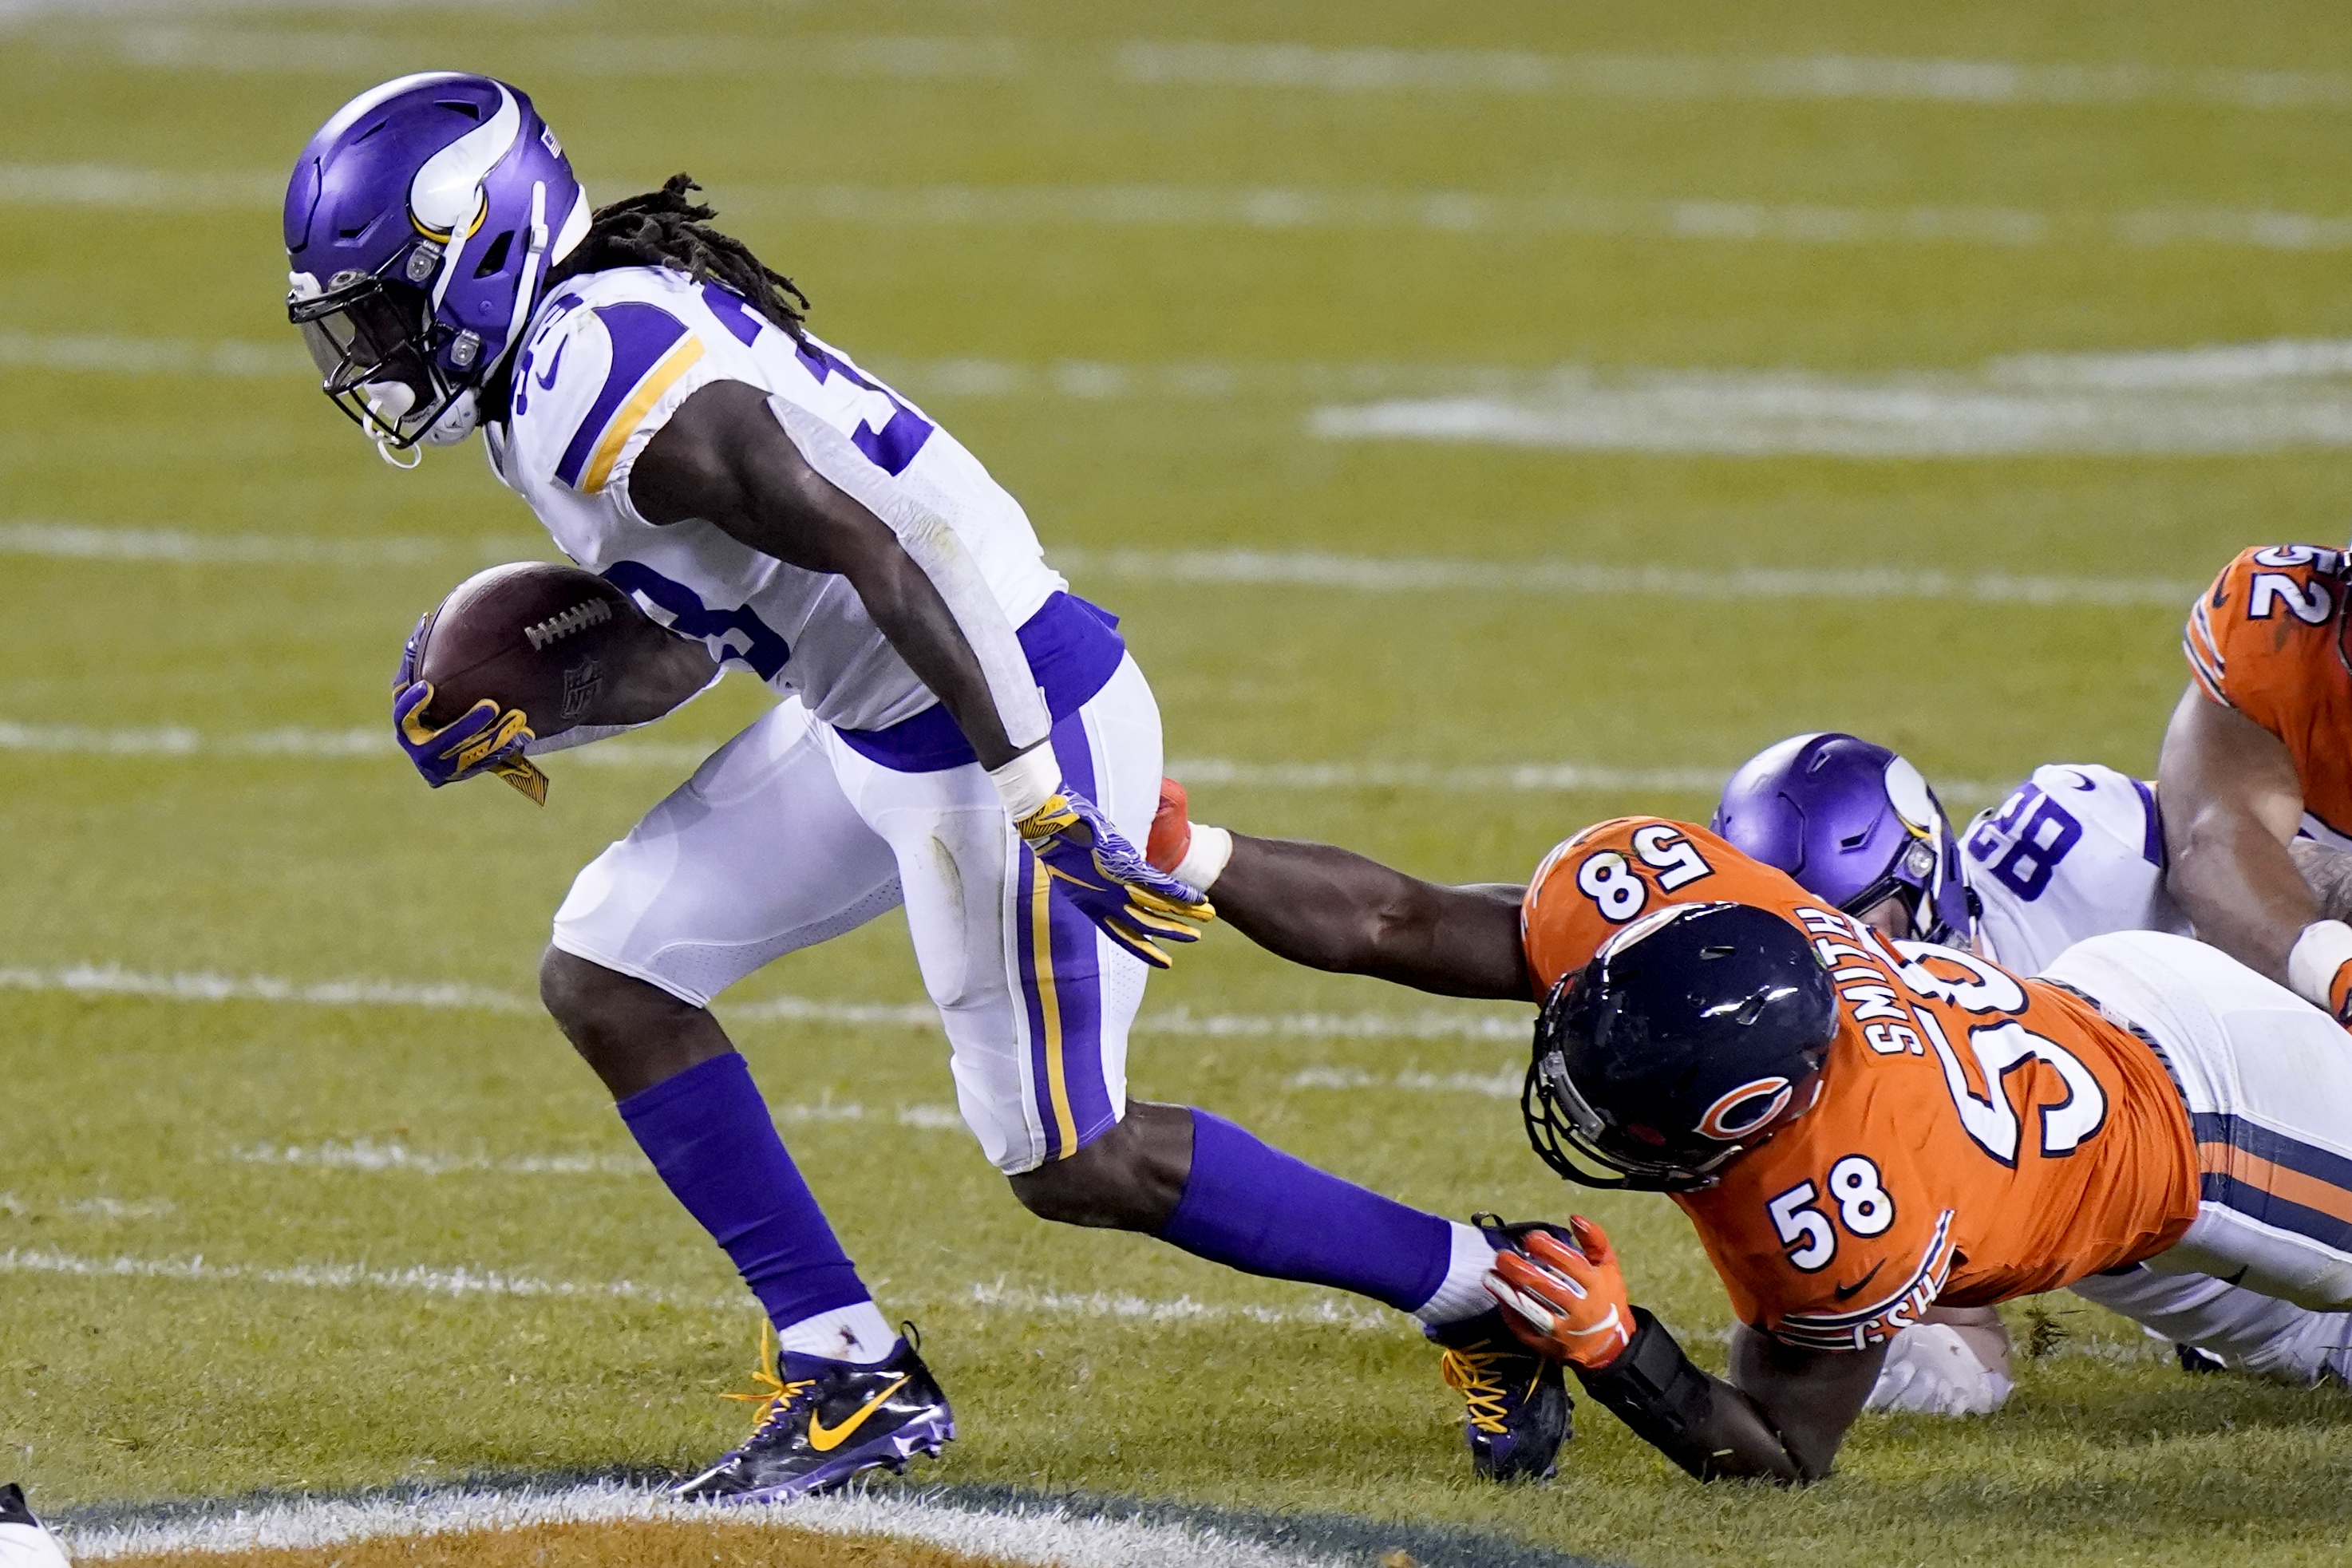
[
  {"x1": 1484, "y1": 1217, "x2": 1635, "y2": 1372},
  {"x1": 1146, "y1": 777, "x2": 1192, "y2": 876}
]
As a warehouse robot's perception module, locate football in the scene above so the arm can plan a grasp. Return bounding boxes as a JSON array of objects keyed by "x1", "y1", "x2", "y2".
[{"x1": 412, "y1": 561, "x2": 638, "y2": 740}]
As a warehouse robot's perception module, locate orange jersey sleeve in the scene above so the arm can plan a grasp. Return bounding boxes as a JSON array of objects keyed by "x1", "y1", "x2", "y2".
[
  {"x1": 1521, "y1": 818, "x2": 2200, "y2": 1349},
  {"x1": 2184, "y1": 544, "x2": 2352, "y2": 840}
]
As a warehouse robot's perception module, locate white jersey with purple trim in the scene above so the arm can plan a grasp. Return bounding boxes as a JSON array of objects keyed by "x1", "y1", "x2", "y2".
[
  {"x1": 485, "y1": 263, "x2": 1063, "y2": 733},
  {"x1": 1961, "y1": 762, "x2": 2192, "y2": 976}
]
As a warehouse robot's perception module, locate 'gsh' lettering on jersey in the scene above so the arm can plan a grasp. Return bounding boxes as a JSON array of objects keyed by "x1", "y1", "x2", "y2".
[
  {"x1": 1520, "y1": 817, "x2": 2200, "y2": 1349},
  {"x1": 487, "y1": 265, "x2": 1063, "y2": 733}
]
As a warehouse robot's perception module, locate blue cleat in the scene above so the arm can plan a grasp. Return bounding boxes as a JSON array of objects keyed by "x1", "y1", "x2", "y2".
[
  {"x1": 1427, "y1": 1216, "x2": 1576, "y2": 1483},
  {"x1": 676, "y1": 1324, "x2": 954, "y2": 1503}
]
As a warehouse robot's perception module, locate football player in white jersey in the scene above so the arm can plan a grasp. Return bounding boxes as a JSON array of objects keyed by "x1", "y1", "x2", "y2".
[
  {"x1": 284, "y1": 75, "x2": 1559, "y2": 1499},
  {"x1": 1707, "y1": 733, "x2": 2352, "y2": 1411}
]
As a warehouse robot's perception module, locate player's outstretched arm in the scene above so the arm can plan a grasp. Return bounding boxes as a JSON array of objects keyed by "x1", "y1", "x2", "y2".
[
  {"x1": 1148, "y1": 780, "x2": 1530, "y2": 1000},
  {"x1": 1219, "y1": 834, "x2": 1533, "y2": 1001},
  {"x1": 2159, "y1": 684, "x2": 2318, "y2": 989}
]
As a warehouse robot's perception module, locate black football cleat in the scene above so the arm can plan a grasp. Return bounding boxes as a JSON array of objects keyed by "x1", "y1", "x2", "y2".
[
  {"x1": 676, "y1": 1324, "x2": 954, "y2": 1504},
  {"x1": 1426, "y1": 1215, "x2": 1576, "y2": 1483}
]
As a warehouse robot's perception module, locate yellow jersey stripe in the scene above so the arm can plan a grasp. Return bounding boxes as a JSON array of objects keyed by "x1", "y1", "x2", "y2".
[{"x1": 581, "y1": 337, "x2": 706, "y2": 495}]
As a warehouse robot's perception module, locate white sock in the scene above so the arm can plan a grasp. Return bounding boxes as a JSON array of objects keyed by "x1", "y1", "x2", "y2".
[
  {"x1": 776, "y1": 1301, "x2": 899, "y2": 1365},
  {"x1": 1414, "y1": 1221, "x2": 1503, "y2": 1326}
]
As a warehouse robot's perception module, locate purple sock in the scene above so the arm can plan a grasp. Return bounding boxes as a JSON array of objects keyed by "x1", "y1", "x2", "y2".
[
  {"x1": 1157, "y1": 1108, "x2": 1451, "y2": 1313},
  {"x1": 616, "y1": 1052, "x2": 871, "y2": 1328}
]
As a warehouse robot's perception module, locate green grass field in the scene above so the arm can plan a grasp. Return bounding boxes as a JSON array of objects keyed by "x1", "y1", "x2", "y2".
[{"x1": 7, "y1": 2, "x2": 2352, "y2": 1564}]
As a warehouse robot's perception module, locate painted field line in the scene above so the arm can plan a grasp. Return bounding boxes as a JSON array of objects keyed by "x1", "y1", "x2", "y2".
[
  {"x1": 0, "y1": 960, "x2": 1538, "y2": 1042},
  {"x1": 53, "y1": 1479, "x2": 1359, "y2": 1568},
  {"x1": 1115, "y1": 41, "x2": 2352, "y2": 110},
  {"x1": 1310, "y1": 370, "x2": 2352, "y2": 457},
  {"x1": 0, "y1": 1244, "x2": 721, "y2": 1309},
  {"x1": 89, "y1": 26, "x2": 1032, "y2": 79},
  {"x1": 61, "y1": 22, "x2": 2352, "y2": 111},
  {"x1": 1286, "y1": 1064, "x2": 1521, "y2": 1099},
  {"x1": 0, "y1": 719, "x2": 2020, "y2": 811},
  {"x1": 1062, "y1": 547, "x2": 2201, "y2": 609},
  {"x1": 228, "y1": 1116, "x2": 963, "y2": 1177},
  {"x1": 0, "y1": 519, "x2": 528, "y2": 566},
  {"x1": 965, "y1": 1280, "x2": 1389, "y2": 1333},
  {"x1": 0, "y1": 521, "x2": 2203, "y2": 610},
  {"x1": 26, "y1": 333, "x2": 2352, "y2": 398},
  {"x1": 0, "y1": 328, "x2": 298, "y2": 376},
  {"x1": 0, "y1": 1246, "x2": 1399, "y2": 1341},
  {"x1": 16, "y1": 161, "x2": 2352, "y2": 252}
]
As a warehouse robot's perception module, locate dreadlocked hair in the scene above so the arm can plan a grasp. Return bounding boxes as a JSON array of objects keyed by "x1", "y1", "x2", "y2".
[{"x1": 546, "y1": 173, "x2": 810, "y2": 337}]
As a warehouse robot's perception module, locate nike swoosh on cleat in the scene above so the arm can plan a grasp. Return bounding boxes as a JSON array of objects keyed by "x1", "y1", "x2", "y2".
[
  {"x1": 807, "y1": 1375, "x2": 911, "y2": 1453},
  {"x1": 1832, "y1": 1260, "x2": 1887, "y2": 1301}
]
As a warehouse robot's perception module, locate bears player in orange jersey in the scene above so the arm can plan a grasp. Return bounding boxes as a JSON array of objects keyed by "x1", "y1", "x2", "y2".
[
  {"x1": 2168, "y1": 543, "x2": 2352, "y2": 1021},
  {"x1": 1148, "y1": 803, "x2": 2352, "y2": 1480}
]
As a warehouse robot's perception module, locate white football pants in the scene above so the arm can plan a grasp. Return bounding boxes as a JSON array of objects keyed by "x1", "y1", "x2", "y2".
[
  {"x1": 549, "y1": 655, "x2": 1163, "y2": 1174},
  {"x1": 2044, "y1": 931, "x2": 2352, "y2": 1379}
]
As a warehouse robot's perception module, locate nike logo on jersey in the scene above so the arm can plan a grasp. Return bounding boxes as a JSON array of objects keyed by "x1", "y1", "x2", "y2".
[
  {"x1": 806, "y1": 1375, "x2": 909, "y2": 1452},
  {"x1": 535, "y1": 338, "x2": 567, "y2": 390},
  {"x1": 1832, "y1": 1260, "x2": 1887, "y2": 1301}
]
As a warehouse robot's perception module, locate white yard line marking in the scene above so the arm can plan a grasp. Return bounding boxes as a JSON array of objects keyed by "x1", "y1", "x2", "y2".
[
  {"x1": 0, "y1": 726, "x2": 2017, "y2": 806},
  {"x1": 1061, "y1": 549, "x2": 2200, "y2": 608},
  {"x1": 231, "y1": 1139, "x2": 652, "y2": 1176},
  {"x1": 0, "y1": 960, "x2": 1542, "y2": 1041},
  {"x1": 964, "y1": 1280, "x2": 1389, "y2": 1333},
  {"x1": 48, "y1": 23, "x2": 2352, "y2": 111},
  {"x1": 1310, "y1": 369, "x2": 2352, "y2": 456},
  {"x1": 0, "y1": 520, "x2": 2204, "y2": 609},
  {"x1": 27, "y1": 333, "x2": 2352, "y2": 400},
  {"x1": 54, "y1": 1478, "x2": 1351, "y2": 1568},
  {"x1": 0, "y1": 1247, "x2": 1394, "y2": 1346},
  {"x1": 0, "y1": 519, "x2": 517, "y2": 565},
  {"x1": 72, "y1": 26, "x2": 1034, "y2": 80},
  {"x1": 13, "y1": 162, "x2": 2352, "y2": 251},
  {"x1": 1286, "y1": 1064, "x2": 1522, "y2": 1099},
  {"x1": 0, "y1": 328, "x2": 297, "y2": 376},
  {"x1": 1114, "y1": 41, "x2": 2352, "y2": 110},
  {"x1": 0, "y1": 1245, "x2": 718, "y2": 1309}
]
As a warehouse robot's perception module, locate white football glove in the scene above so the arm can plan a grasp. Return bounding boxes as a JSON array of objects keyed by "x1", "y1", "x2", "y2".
[{"x1": 1866, "y1": 1323, "x2": 2015, "y2": 1417}]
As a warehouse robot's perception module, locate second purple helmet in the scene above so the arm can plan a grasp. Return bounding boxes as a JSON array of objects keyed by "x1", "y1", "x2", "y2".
[{"x1": 1710, "y1": 732, "x2": 1975, "y2": 945}]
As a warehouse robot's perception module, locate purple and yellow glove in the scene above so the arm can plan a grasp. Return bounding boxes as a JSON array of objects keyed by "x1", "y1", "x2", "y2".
[
  {"x1": 390, "y1": 614, "x2": 550, "y2": 804},
  {"x1": 990, "y1": 747, "x2": 1212, "y2": 968}
]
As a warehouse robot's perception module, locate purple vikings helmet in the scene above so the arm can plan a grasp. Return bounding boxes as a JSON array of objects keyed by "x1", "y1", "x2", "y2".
[
  {"x1": 284, "y1": 74, "x2": 590, "y2": 459},
  {"x1": 1710, "y1": 732, "x2": 1977, "y2": 945}
]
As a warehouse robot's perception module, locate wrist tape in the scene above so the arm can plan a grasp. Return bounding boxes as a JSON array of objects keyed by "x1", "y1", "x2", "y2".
[
  {"x1": 1172, "y1": 823, "x2": 1234, "y2": 891},
  {"x1": 2287, "y1": 920, "x2": 2352, "y2": 1014},
  {"x1": 988, "y1": 744, "x2": 1061, "y2": 823}
]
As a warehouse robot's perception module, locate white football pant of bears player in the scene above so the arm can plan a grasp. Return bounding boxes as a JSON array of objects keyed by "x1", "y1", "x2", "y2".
[{"x1": 1962, "y1": 764, "x2": 2352, "y2": 1392}]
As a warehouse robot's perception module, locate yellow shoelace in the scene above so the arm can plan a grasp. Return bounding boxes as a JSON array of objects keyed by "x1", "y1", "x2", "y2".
[
  {"x1": 1439, "y1": 1345, "x2": 1512, "y2": 1435},
  {"x1": 721, "y1": 1321, "x2": 816, "y2": 1432}
]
